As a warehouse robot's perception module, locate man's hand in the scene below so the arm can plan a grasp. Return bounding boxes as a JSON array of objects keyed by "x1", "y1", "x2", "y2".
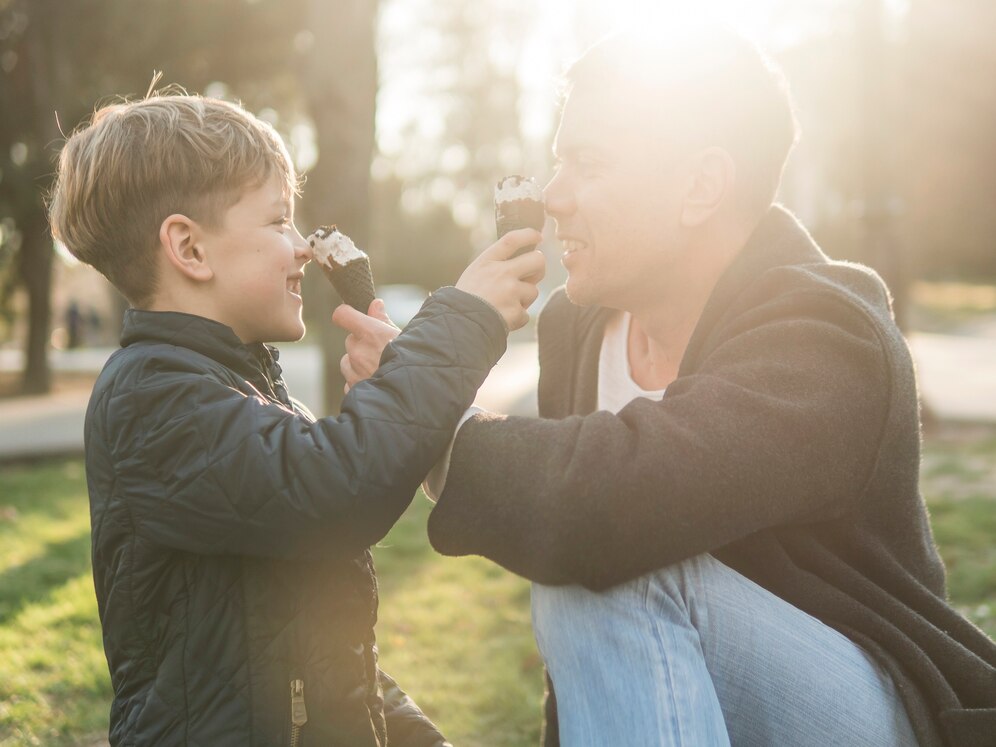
[
  {"x1": 332, "y1": 299, "x2": 400, "y2": 392},
  {"x1": 456, "y1": 228, "x2": 546, "y2": 331}
]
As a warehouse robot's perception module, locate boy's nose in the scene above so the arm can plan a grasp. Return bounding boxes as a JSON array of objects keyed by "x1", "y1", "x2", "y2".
[{"x1": 293, "y1": 228, "x2": 314, "y2": 262}]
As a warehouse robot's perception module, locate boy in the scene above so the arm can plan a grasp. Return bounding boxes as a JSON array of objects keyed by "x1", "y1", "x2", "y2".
[{"x1": 48, "y1": 92, "x2": 544, "y2": 745}]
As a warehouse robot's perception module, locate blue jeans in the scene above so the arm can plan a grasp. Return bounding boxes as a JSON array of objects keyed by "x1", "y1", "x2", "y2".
[{"x1": 532, "y1": 554, "x2": 917, "y2": 746}]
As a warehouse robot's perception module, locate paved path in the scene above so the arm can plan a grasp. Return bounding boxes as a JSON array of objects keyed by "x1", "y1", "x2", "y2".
[{"x1": 0, "y1": 332, "x2": 993, "y2": 461}]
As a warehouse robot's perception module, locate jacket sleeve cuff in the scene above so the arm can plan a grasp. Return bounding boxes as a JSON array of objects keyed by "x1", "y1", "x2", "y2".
[
  {"x1": 427, "y1": 286, "x2": 509, "y2": 342},
  {"x1": 423, "y1": 406, "x2": 485, "y2": 501}
]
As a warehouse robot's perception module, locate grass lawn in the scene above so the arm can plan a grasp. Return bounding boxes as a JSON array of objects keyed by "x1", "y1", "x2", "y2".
[{"x1": 1, "y1": 424, "x2": 994, "y2": 745}]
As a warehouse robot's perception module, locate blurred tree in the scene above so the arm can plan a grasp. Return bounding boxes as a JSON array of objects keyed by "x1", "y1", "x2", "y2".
[
  {"x1": 0, "y1": 0, "x2": 313, "y2": 394},
  {"x1": 791, "y1": 0, "x2": 996, "y2": 303},
  {"x1": 295, "y1": 0, "x2": 379, "y2": 415},
  {"x1": 902, "y1": 0, "x2": 996, "y2": 281},
  {"x1": 369, "y1": 0, "x2": 538, "y2": 292},
  {"x1": 0, "y1": 0, "x2": 65, "y2": 394},
  {"x1": 371, "y1": 172, "x2": 472, "y2": 290},
  {"x1": 776, "y1": 0, "x2": 914, "y2": 326},
  {"x1": 856, "y1": 0, "x2": 907, "y2": 328}
]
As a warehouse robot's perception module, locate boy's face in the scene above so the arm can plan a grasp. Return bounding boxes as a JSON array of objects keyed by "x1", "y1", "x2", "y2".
[{"x1": 202, "y1": 174, "x2": 312, "y2": 343}]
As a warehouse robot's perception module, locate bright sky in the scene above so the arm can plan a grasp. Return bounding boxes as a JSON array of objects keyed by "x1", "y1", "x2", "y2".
[
  {"x1": 365, "y1": 0, "x2": 913, "y2": 238},
  {"x1": 376, "y1": 0, "x2": 909, "y2": 157}
]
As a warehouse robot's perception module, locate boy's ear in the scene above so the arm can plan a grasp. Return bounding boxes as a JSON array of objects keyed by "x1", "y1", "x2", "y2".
[
  {"x1": 159, "y1": 214, "x2": 214, "y2": 282},
  {"x1": 680, "y1": 147, "x2": 736, "y2": 228}
]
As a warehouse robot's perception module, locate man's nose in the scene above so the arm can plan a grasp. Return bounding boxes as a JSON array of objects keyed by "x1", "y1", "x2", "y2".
[{"x1": 543, "y1": 170, "x2": 574, "y2": 219}]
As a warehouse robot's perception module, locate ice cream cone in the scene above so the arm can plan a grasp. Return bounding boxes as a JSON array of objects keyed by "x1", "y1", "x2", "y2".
[
  {"x1": 306, "y1": 225, "x2": 376, "y2": 313},
  {"x1": 322, "y1": 256, "x2": 375, "y2": 313},
  {"x1": 495, "y1": 175, "x2": 545, "y2": 257}
]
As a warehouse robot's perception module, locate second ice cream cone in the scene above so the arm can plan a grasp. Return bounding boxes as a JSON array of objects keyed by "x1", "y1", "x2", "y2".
[{"x1": 495, "y1": 175, "x2": 545, "y2": 257}]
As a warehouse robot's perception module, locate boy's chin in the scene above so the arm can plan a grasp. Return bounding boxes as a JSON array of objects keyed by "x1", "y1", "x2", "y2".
[
  {"x1": 255, "y1": 321, "x2": 307, "y2": 345},
  {"x1": 276, "y1": 322, "x2": 307, "y2": 343}
]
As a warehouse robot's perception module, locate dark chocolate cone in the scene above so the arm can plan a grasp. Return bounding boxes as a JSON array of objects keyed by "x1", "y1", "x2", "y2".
[
  {"x1": 322, "y1": 256, "x2": 375, "y2": 313},
  {"x1": 495, "y1": 199, "x2": 545, "y2": 257}
]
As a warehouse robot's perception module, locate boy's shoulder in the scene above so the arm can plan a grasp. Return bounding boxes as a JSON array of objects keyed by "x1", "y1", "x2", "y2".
[
  {"x1": 88, "y1": 336, "x2": 244, "y2": 432},
  {"x1": 101, "y1": 309, "x2": 263, "y2": 395}
]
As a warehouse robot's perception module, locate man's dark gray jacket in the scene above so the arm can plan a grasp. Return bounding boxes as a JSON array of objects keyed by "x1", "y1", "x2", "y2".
[
  {"x1": 428, "y1": 206, "x2": 996, "y2": 746},
  {"x1": 85, "y1": 288, "x2": 506, "y2": 746}
]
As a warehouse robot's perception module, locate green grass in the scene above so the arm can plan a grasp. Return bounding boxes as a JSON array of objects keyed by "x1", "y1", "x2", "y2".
[
  {"x1": 0, "y1": 461, "x2": 110, "y2": 746},
  {"x1": 373, "y1": 500, "x2": 544, "y2": 747},
  {"x1": 1, "y1": 425, "x2": 994, "y2": 745},
  {"x1": 0, "y1": 463, "x2": 543, "y2": 747},
  {"x1": 920, "y1": 424, "x2": 996, "y2": 637}
]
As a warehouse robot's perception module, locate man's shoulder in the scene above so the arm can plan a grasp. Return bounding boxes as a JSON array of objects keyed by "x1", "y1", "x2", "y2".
[
  {"x1": 722, "y1": 205, "x2": 897, "y2": 331},
  {"x1": 749, "y1": 258, "x2": 897, "y2": 331}
]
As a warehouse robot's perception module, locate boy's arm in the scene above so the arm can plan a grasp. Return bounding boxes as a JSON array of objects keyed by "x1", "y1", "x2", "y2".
[
  {"x1": 110, "y1": 288, "x2": 505, "y2": 560},
  {"x1": 379, "y1": 670, "x2": 452, "y2": 747}
]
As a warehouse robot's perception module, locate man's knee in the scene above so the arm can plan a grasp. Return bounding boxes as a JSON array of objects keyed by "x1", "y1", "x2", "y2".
[{"x1": 641, "y1": 553, "x2": 744, "y2": 621}]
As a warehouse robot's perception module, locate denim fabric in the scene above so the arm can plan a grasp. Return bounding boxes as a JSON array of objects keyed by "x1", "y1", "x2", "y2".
[{"x1": 532, "y1": 554, "x2": 918, "y2": 746}]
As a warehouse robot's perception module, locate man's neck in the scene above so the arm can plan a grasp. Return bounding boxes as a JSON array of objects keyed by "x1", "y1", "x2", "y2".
[
  {"x1": 626, "y1": 294, "x2": 705, "y2": 391},
  {"x1": 624, "y1": 219, "x2": 753, "y2": 389}
]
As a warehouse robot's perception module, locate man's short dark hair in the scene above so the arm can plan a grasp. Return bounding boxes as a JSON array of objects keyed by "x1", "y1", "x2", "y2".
[{"x1": 564, "y1": 24, "x2": 799, "y2": 215}]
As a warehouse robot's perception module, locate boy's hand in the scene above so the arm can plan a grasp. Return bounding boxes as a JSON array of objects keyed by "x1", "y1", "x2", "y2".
[
  {"x1": 455, "y1": 228, "x2": 546, "y2": 331},
  {"x1": 332, "y1": 300, "x2": 400, "y2": 392}
]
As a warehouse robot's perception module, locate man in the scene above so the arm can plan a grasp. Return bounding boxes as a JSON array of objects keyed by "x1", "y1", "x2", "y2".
[{"x1": 336, "y1": 24, "x2": 996, "y2": 747}]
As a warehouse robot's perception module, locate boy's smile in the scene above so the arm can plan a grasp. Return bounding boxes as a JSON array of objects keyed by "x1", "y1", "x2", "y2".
[{"x1": 198, "y1": 174, "x2": 313, "y2": 344}]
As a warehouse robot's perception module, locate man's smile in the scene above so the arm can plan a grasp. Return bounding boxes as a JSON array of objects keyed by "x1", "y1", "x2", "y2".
[
  {"x1": 559, "y1": 236, "x2": 588, "y2": 270},
  {"x1": 560, "y1": 238, "x2": 588, "y2": 254}
]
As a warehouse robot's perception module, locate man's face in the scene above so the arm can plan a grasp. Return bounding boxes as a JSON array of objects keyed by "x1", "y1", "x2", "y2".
[
  {"x1": 202, "y1": 174, "x2": 312, "y2": 344},
  {"x1": 544, "y1": 85, "x2": 689, "y2": 309}
]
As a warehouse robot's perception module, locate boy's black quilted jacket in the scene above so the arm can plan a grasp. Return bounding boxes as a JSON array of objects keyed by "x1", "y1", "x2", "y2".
[{"x1": 84, "y1": 288, "x2": 506, "y2": 746}]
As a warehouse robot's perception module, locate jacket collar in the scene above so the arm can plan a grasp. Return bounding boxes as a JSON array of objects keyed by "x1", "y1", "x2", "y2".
[
  {"x1": 120, "y1": 309, "x2": 286, "y2": 398},
  {"x1": 678, "y1": 204, "x2": 826, "y2": 376},
  {"x1": 565, "y1": 204, "x2": 826, "y2": 412}
]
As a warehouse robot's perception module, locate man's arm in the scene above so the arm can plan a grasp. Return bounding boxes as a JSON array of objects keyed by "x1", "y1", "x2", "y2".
[{"x1": 427, "y1": 291, "x2": 892, "y2": 590}]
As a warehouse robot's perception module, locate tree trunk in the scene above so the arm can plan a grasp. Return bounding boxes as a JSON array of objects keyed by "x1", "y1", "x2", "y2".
[
  {"x1": 19, "y1": 216, "x2": 52, "y2": 394},
  {"x1": 16, "y1": 0, "x2": 60, "y2": 395},
  {"x1": 858, "y1": 0, "x2": 908, "y2": 330},
  {"x1": 299, "y1": 0, "x2": 379, "y2": 416}
]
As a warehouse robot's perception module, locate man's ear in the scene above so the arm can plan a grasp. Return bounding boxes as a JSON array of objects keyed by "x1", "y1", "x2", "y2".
[
  {"x1": 159, "y1": 214, "x2": 214, "y2": 282},
  {"x1": 680, "y1": 147, "x2": 736, "y2": 228}
]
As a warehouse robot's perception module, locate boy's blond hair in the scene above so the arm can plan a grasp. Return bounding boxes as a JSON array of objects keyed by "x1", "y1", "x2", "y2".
[{"x1": 49, "y1": 91, "x2": 298, "y2": 307}]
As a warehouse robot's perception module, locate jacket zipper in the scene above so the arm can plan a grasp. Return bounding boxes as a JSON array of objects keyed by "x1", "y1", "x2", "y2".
[{"x1": 290, "y1": 678, "x2": 308, "y2": 747}]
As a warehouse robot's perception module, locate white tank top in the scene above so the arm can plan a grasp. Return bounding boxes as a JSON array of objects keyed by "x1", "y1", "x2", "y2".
[{"x1": 596, "y1": 311, "x2": 667, "y2": 413}]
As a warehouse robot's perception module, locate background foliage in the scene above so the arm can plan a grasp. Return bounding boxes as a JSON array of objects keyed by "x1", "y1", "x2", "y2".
[{"x1": 2, "y1": 0, "x2": 996, "y2": 393}]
